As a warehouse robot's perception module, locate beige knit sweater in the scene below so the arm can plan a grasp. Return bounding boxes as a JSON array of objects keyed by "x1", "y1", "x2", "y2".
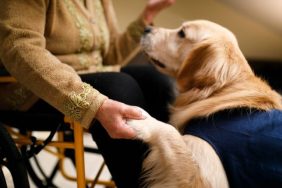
[{"x1": 0, "y1": 0, "x2": 146, "y2": 129}]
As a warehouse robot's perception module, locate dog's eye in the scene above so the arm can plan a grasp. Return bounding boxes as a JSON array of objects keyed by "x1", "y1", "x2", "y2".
[{"x1": 178, "y1": 29, "x2": 186, "y2": 38}]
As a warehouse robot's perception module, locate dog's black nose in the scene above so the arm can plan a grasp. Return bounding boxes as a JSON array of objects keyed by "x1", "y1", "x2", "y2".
[{"x1": 144, "y1": 26, "x2": 152, "y2": 35}]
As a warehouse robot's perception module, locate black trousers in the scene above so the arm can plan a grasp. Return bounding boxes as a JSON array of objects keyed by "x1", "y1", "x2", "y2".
[{"x1": 29, "y1": 64, "x2": 174, "y2": 188}]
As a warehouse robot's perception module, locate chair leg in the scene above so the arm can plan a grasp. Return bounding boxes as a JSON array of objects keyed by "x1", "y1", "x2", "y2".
[{"x1": 73, "y1": 121, "x2": 86, "y2": 188}]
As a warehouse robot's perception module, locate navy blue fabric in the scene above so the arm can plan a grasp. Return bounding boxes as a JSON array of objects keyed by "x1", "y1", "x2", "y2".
[{"x1": 184, "y1": 109, "x2": 282, "y2": 188}]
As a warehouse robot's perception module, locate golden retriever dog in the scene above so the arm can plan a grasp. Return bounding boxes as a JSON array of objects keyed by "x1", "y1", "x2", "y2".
[{"x1": 127, "y1": 20, "x2": 282, "y2": 188}]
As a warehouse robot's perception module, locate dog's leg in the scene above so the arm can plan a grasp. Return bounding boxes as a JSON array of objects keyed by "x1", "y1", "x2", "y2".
[{"x1": 127, "y1": 116, "x2": 210, "y2": 188}]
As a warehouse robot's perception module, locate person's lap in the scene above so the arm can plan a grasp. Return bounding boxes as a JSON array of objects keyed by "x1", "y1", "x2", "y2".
[{"x1": 28, "y1": 63, "x2": 174, "y2": 188}]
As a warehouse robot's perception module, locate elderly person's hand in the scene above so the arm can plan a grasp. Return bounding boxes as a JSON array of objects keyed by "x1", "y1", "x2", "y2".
[
  {"x1": 142, "y1": 0, "x2": 176, "y2": 24},
  {"x1": 95, "y1": 99, "x2": 147, "y2": 139}
]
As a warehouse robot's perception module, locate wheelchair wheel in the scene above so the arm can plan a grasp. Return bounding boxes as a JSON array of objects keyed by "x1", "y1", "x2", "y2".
[
  {"x1": 0, "y1": 124, "x2": 30, "y2": 188},
  {"x1": 19, "y1": 129, "x2": 59, "y2": 188},
  {"x1": 20, "y1": 146, "x2": 59, "y2": 188}
]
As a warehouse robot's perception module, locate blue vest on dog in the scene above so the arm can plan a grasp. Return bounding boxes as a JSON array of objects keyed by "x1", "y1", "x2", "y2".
[{"x1": 184, "y1": 109, "x2": 282, "y2": 188}]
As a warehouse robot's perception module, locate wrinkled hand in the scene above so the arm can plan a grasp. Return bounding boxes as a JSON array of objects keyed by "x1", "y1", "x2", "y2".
[
  {"x1": 95, "y1": 99, "x2": 146, "y2": 139},
  {"x1": 142, "y1": 0, "x2": 176, "y2": 24}
]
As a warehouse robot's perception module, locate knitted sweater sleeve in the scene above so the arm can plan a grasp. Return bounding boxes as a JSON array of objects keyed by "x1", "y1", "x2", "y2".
[
  {"x1": 102, "y1": 0, "x2": 147, "y2": 66},
  {"x1": 0, "y1": 0, "x2": 107, "y2": 129}
]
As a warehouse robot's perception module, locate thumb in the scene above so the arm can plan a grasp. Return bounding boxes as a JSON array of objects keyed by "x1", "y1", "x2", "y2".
[{"x1": 123, "y1": 106, "x2": 148, "y2": 120}]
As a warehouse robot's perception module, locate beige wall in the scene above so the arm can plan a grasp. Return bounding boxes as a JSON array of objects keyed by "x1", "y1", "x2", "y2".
[{"x1": 112, "y1": 0, "x2": 282, "y2": 61}]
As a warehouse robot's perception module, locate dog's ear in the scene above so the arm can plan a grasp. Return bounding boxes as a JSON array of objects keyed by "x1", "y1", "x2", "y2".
[
  {"x1": 176, "y1": 41, "x2": 215, "y2": 91},
  {"x1": 176, "y1": 40, "x2": 236, "y2": 97}
]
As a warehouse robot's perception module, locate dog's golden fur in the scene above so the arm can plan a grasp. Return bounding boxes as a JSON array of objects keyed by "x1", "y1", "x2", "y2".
[
  {"x1": 128, "y1": 20, "x2": 282, "y2": 188},
  {"x1": 171, "y1": 34, "x2": 282, "y2": 130}
]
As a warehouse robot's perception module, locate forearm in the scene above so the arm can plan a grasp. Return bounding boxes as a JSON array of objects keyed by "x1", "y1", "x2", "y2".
[
  {"x1": 103, "y1": 16, "x2": 147, "y2": 66},
  {"x1": 141, "y1": 0, "x2": 176, "y2": 24},
  {"x1": 1, "y1": 36, "x2": 107, "y2": 128},
  {"x1": 103, "y1": 0, "x2": 176, "y2": 66},
  {"x1": 0, "y1": 0, "x2": 106, "y2": 129}
]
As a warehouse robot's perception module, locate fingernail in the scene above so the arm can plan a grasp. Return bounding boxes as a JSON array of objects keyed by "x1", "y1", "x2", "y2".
[{"x1": 140, "y1": 109, "x2": 148, "y2": 119}]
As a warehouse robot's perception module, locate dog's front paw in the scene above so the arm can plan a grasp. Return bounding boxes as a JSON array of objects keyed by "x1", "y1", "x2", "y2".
[
  {"x1": 127, "y1": 117, "x2": 156, "y2": 142},
  {"x1": 127, "y1": 115, "x2": 176, "y2": 143}
]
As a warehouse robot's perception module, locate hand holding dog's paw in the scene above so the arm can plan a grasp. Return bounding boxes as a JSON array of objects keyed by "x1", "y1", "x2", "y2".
[
  {"x1": 127, "y1": 111, "x2": 176, "y2": 142},
  {"x1": 96, "y1": 99, "x2": 147, "y2": 139},
  {"x1": 127, "y1": 118, "x2": 155, "y2": 141}
]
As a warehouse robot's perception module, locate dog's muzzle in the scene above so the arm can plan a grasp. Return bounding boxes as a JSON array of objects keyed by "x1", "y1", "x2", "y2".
[
  {"x1": 143, "y1": 26, "x2": 152, "y2": 35},
  {"x1": 150, "y1": 58, "x2": 166, "y2": 68}
]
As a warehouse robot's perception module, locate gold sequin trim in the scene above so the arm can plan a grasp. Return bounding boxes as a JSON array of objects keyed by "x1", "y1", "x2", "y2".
[
  {"x1": 92, "y1": 0, "x2": 110, "y2": 53},
  {"x1": 64, "y1": 0, "x2": 93, "y2": 52},
  {"x1": 78, "y1": 53, "x2": 90, "y2": 68},
  {"x1": 64, "y1": 83, "x2": 94, "y2": 120}
]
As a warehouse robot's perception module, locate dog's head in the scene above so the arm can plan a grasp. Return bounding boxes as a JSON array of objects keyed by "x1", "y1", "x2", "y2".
[
  {"x1": 141, "y1": 20, "x2": 252, "y2": 93},
  {"x1": 142, "y1": 20, "x2": 282, "y2": 128}
]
